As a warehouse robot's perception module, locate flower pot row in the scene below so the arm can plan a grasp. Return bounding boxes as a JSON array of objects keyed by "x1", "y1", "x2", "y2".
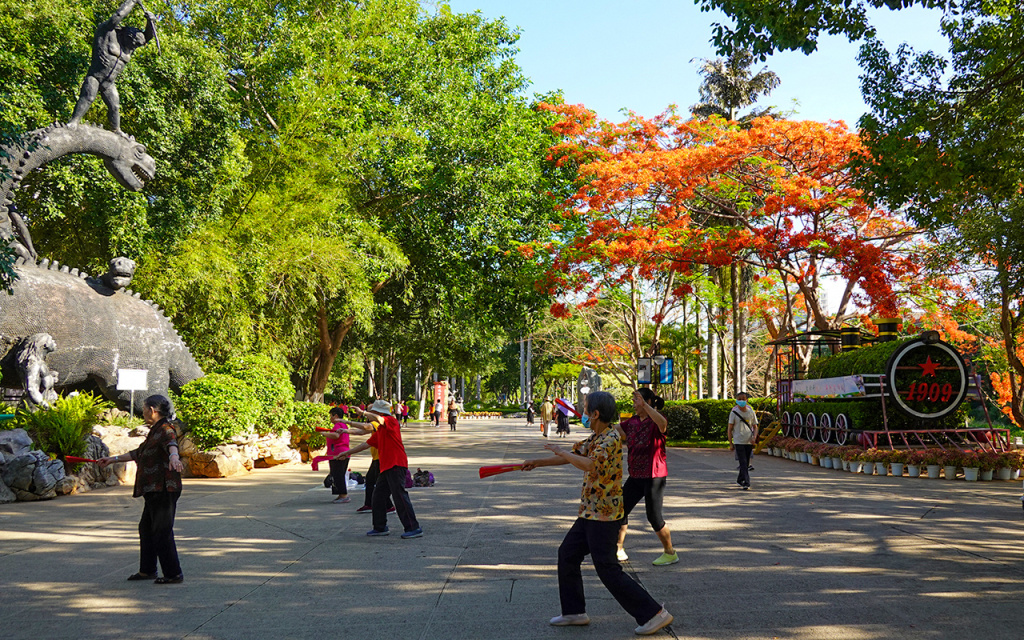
[{"x1": 763, "y1": 439, "x2": 1024, "y2": 482}]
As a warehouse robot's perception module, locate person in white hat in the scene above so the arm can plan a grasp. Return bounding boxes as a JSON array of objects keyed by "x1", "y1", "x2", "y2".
[{"x1": 335, "y1": 399, "x2": 423, "y2": 538}]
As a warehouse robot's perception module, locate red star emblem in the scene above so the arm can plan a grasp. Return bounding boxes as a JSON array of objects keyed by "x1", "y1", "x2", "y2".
[{"x1": 918, "y1": 356, "x2": 939, "y2": 377}]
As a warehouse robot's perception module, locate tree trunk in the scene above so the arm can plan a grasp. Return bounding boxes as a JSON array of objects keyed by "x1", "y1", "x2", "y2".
[
  {"x1": 731, "y1": 263, "x2": 739, "y2": 396},
  {"x1": 304, "y1": 307, "x2": 357, "y2": 402}
]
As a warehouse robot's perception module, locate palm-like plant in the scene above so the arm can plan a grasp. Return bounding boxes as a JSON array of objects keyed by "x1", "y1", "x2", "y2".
[{"x1": 690, "y1": 49, "x2": 782, "y2": 124}]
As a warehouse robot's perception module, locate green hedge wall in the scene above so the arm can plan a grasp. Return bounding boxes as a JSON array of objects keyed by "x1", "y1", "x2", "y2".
[
  {"x1": 214, "y1": 354, "x2": 296, "y2": 437},
  {"x1": 649, "y1": 398, "x2": 777, "y2": 441},
  {"x1": 806, "y1": 338, "x2": 911, "y2": 379},
  {"x1": 177, "y1": 374, "x2": 261, "y2": 450}
]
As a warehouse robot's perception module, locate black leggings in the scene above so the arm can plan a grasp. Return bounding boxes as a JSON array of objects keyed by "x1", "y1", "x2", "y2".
[{"x1": 621, "y1": 476, "x2": 667, "y2": 532}]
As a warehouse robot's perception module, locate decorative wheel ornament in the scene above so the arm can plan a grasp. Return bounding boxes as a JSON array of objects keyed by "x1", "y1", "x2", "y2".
[
  {"x1": 782, "y1": 411, "x2": 792, "y2": 437},
  {"x1": 805, "y1": 412, "x2": 818, "y2": 442},
  {"x1": 818, "y1": 413, "x2": 833, "y2": 443},
  {"x1": 792, "y1": 412, "x2": 804, "y2": 440},
  {"x1": 834, "y1": 413, "x2": 850, "y2": 445},
  {"x1": 885, "y1": 333, "x2": 969, "y2": 421}
]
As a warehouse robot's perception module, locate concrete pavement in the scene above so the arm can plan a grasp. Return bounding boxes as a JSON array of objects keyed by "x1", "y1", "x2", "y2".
[{"x1": 2, "y1": 418, "x2": 1024, "y2": 640}]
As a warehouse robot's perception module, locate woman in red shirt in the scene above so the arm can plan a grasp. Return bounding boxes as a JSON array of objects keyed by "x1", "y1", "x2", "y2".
[{"x1": 615, "y1": 388, "x2": 678, "y2": 566}]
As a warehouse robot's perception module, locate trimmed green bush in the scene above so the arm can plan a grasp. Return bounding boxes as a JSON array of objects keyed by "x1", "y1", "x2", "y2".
[
  {"x1": 291, "y1": 401, "x2": 330, "y2": 450},
  {"x1": 662, "y1": 402, "x2": 701, "y2": 440},
  {"x1": 214, "y1": 354, "x2": 296, "y2": 436},
  {"x1": 177, "y1": 374, "x2": 261, "y2": 450},
  {"x1": 16, "y1": 393, "x2": 110, "y2": 461},
  {"x1": 806, "y1": 338, "x2": 912, "y2": 379}
]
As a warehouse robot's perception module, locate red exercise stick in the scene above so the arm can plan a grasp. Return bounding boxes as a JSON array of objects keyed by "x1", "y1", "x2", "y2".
[
  {"x1": 65, "y1": 456, "x2": 99, "y2": 464},
  {"x1": 310, "y1": 455, "x2": 334, "y2": 471},
  {"x1": 479, "y1": 464, "x2": 523, "y2": 479}
]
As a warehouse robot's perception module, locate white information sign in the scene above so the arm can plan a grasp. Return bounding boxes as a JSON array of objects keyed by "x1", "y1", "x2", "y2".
[
  {"x1": 117, "y1": 369, "x2": 149, "y2": 391},
  {"x1": 792, "y1": 375, "x2": 866, "y2": 399}
]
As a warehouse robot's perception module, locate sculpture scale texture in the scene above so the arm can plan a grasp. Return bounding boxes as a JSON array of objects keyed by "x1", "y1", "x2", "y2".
[{"x1": 0, "y1": 256, "x2": 203, "y2": 412}]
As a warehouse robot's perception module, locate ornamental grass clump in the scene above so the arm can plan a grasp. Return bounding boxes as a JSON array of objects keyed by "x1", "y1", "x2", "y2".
[{"x1": 15, "y1": 392, "x2": 110, "y2": 464}]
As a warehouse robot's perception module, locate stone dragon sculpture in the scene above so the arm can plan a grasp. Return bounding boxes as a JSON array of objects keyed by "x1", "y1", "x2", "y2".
[
  {"x1": 0, "y1": 122, "x2": 155, "y2": 261},
  {"x1": 0, "y1": 123, "x2": 201, "y2": 411}
]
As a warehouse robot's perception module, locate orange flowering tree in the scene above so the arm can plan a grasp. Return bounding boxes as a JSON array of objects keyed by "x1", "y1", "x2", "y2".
[{"x1": 533, "y1": 104, "x2": 926, "y2": 381}]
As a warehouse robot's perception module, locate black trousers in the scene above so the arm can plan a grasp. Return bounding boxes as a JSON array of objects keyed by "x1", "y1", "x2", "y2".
[
  {"x1": 362, "y1": 459, "x2": 393, "y2": 509},
  {"x1": 622, "y1": 476, "x2": 667, "y2": 532},
  {"x1": 371, "y1": 466, "x2": 420, "y2": 533},
  {"x1": 735, "y1": 444, "x2": 753, "y2": 487},
  {"x1": 329, "y1": 458, "x2": 349, "y2": 496},
  {"x1": 140, "y1": 490, "x2": 182, "y2": 578},
  {"x1": 557, "y1": 517, "x2": 661, "y2": 624}
]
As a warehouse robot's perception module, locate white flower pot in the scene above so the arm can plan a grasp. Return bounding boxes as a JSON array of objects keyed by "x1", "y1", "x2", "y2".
[
  {"x1": 875, "y1": 462, "x2": 889, "y2": 476},
  {"x1": 963, "y1": 467, "x2": 979, "y2": 481},
  {"x1": 926, "y1": 464, "x2": 942, "y2": 479},
  {"x1": 907, "y1": 464, "x2": 921, "y2": 478},
  {"x1": 891, "y1": 462, "x2": 905, "y2": 477},
  {"x1": 997, "y1": 467, "x2": 1013, "y2": 481},
  {"x1": 849, "y1": 461, "x2": 863, "y2": 473},
  {"x1": 943, "y1": 465, "x2": 958, "y2": 480},
  {"x1": 821, "y1": 457, "x2": 833, "y2": 468},
  {"x1": 832, "y1": 456, "x2": 843, "y2": 469},
  {"x1": 980, "y1": 469, "x2": 994, "y2": 481}
]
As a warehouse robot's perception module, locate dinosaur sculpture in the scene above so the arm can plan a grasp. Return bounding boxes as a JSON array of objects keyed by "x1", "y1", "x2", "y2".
[
  {"x1": 0, "y1": 122, "x2": 155, "y2": 260},
  {"x1": 0, "y1": 256, "x2": 203, "y2": 412}
]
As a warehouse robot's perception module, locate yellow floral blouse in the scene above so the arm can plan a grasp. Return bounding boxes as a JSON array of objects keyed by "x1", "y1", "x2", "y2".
[{"x1": 571, "y1": 428, "x2": 624, "y2": 521}]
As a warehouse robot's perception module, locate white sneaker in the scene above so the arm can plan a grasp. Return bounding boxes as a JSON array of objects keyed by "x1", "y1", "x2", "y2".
[
  {"x1": 617, "y1": 548, "x2": 629, "y2": 562},
  {"x1": 634, "y1": 608, "x2": 673, "y2": 635},
  {"x1": 550, "y1": 613, "x2": 590, "y2": 626}
]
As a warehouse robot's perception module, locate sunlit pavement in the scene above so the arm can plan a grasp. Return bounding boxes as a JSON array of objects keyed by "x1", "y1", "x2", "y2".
[{"x1": 2, "y1": 418, "x2": 1023, "y2": 640}]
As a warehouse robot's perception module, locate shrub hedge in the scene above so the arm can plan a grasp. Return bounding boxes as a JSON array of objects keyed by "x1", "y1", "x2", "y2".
[
  {"x1": 214, "y1": 354, "x2": 295, "y2": 436},
  {"x1": 646, "y1": 397, "x2": 777, "y2": 441},
  {"x1": 806, "y1": 338, "x2": 912, "y2": 379},
  {"x1": 291, "y1": 401, "x2": 330, "y2": 450},
  {"x1": 176, "y1": 374, "x2": 261, "y2": 450}
]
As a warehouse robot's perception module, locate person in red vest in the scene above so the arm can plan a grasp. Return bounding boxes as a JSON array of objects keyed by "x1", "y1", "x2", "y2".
[{"x1": 334, "y1": 399, "x2": 423, "y2": 539}]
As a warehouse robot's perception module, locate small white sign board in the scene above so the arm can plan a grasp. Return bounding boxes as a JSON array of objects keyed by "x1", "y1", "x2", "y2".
[{"x1": 117, "y1": 369, "x2": 149, "y2": 391}]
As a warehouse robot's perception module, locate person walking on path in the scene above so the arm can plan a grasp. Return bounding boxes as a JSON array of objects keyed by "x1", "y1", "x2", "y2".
[
  {"x1": 401, "y1": 402, "x2": 409, "y2": 425},
  {"x1": 433, "y1": 398, "x2": 443, "y2": 428},
  {"x1": 526, "y1": 403, "x2": 535, "y2": 428},
  {"x1": 335, "y1": 399, "x2": 423, "y2": 538},
  {"x1": 346, "y1": 406, "x2": 394, "y2": 515},
  {"x1": 728, "y1": 392, "x2": 759, "y2": 490},
  {"x1": 98, "y1": 394, "x2": 185, "y2": 584},
  {"x1": 448, "y1": 398, "x2": 460, "y2": 431},
  {"x1": 521, "y1": 391, "x2": 673, "y2": 636},
  {"x1": 614, "y1": 388, "x2": 678, "y2": 566},
  {"x1": 540, "y1": 397, "x2": 554, "y2": 438}
]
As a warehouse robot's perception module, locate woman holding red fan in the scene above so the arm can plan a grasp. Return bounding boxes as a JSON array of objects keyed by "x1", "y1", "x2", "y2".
[
  {"x1": 98, "y1": 395, "x2": 185, "y2": 584},
  {"x1": 521, "y1": 391, "x2": 672, "y2": 636}
]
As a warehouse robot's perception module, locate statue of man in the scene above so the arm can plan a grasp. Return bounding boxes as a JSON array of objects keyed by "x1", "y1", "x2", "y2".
[{"x1": 68, "y1": 0, "x2": 157, "y2": 133}]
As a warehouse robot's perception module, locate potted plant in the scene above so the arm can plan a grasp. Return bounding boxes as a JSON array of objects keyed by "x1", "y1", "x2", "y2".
[
  {"x1": 814, "y1": 444, "x2": 834, "y2": 468},
  {"x1": 996, "y1": 451, "x2": 1019, "y2": 480},
  {"x1": 872, "y1": 449, "x2": 890, "y2": 476},
  {"x1": 905, "y1": 450, "x2": 926, "y2": 478},
  {"x1": 840, "y1": 447, "x2": 863, "y2": 473},
  {"x1": 959, "y1": 450, "x2": 980, "y2": 481},
  {"x1": 807, "y1": 442, "x2": 820, "y2": 466},
  {"x1": 888, "y1": 449, "x2": 909, "y2": 477},
  {"x1": 977, "y1": 450, "x2": 999, "y2": 481},
  {"x1": 917, "y1": 448, "x2": 944, "y2": 479},
  {"x1": 830, "y1": 447, "x2": 844, "y2": 471},
  {"x1": 940, "y1": 449, "x2": 961, "y2": 480}
]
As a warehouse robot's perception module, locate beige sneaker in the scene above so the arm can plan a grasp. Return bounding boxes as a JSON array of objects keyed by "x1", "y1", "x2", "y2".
[
  {"x1": 635, "y1": 608, "x2": 673, "y2": 635},
  {"x1": 550, "y1": 613, "x2": 590, "y2": 626},
  {"x1": 617, "y1": 547, "x2": 629, "y2": 562}
]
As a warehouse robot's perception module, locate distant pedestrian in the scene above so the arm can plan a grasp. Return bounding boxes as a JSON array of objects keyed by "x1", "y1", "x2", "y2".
[
  {"x1": 448, "y1": 398, "x2": 460, "y2": 431},
  {"x1": 335, "y1": 399, "x2": 423, "y2": 538},
  {"x1": 540, "y1": 397, "x2": 554, "y2": 438},
  {"x1": 521, "y1": 391, "x2": 673, "y2": 635},
  {"x1": 728, "y1": 392, "x2": 759, "y2": 490},
  {"x1": 556, "y1": 409, "x2": 570, "y2": 437},
  {"x1": 433, "y1": 398, "x2": 443, "y2": 427},
  {"x1": 526, "y1": 403, "x2": 535, "y2": 428},
  {"x1": 615, "y1": 389, "x2": 677, "y2": 566},
  {"x1": 401, "y1": 402, "x2": 410, "y2": 424}
]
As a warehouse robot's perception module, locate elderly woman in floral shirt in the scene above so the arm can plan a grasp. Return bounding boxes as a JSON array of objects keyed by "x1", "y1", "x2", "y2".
[
  {"x1": 99, "y1": 394, "x2": 184, "y2": 584},
  {"x1": 522, "y1": 391, "x2": 673, "y2": 636}
]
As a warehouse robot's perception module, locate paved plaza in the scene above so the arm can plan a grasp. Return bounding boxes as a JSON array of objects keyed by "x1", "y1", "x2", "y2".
[{"x1": 2, "y1": 418, "x2": 1023, "y2": 640}]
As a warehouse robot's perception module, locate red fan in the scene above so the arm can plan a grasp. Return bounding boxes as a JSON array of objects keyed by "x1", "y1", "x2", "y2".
[
  {"x1": 65, "y1": 456, "x2": 100, "y2": 464},
  {"x1": 310, "y1": 455, "x2": 334, "y2": 471},
  {"x1": 554, "y1": 398, "x2": 580, "y2": 418},
  {"x1": 479, "y1": 464, "x2": 523, "y2": 479}
]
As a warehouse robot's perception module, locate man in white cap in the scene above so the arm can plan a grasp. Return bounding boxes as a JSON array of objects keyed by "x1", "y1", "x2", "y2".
[{"x1": 335, "y1": 399, "x2": 423, "y2": 538}]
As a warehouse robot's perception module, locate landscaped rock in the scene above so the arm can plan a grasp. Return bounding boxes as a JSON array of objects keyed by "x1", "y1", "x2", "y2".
[
  {"x1": 55, "y1": 476, "x2": 78, "y2": 495},
  {"x1": 187, "y1": 446, "x2": 250, "y2": 478},
  {"x1": 0, "y1": 450, "x2": 64, "y2": 500},
  {"x1": 0, "y1": 428, "x2": 33, "y2": 458},
  {"x1": 0, "y1": 477, "x2": 15, "y2": 503}
]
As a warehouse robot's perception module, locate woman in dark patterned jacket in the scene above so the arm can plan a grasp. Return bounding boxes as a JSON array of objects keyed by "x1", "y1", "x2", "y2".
[{"x1": 99, "y1": 394, "x2": 185, "y2": 584}]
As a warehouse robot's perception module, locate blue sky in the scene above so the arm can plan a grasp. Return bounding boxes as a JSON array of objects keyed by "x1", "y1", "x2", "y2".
[{"x1": 441, "y1": 0, "x2": 949, "y2": 127}]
